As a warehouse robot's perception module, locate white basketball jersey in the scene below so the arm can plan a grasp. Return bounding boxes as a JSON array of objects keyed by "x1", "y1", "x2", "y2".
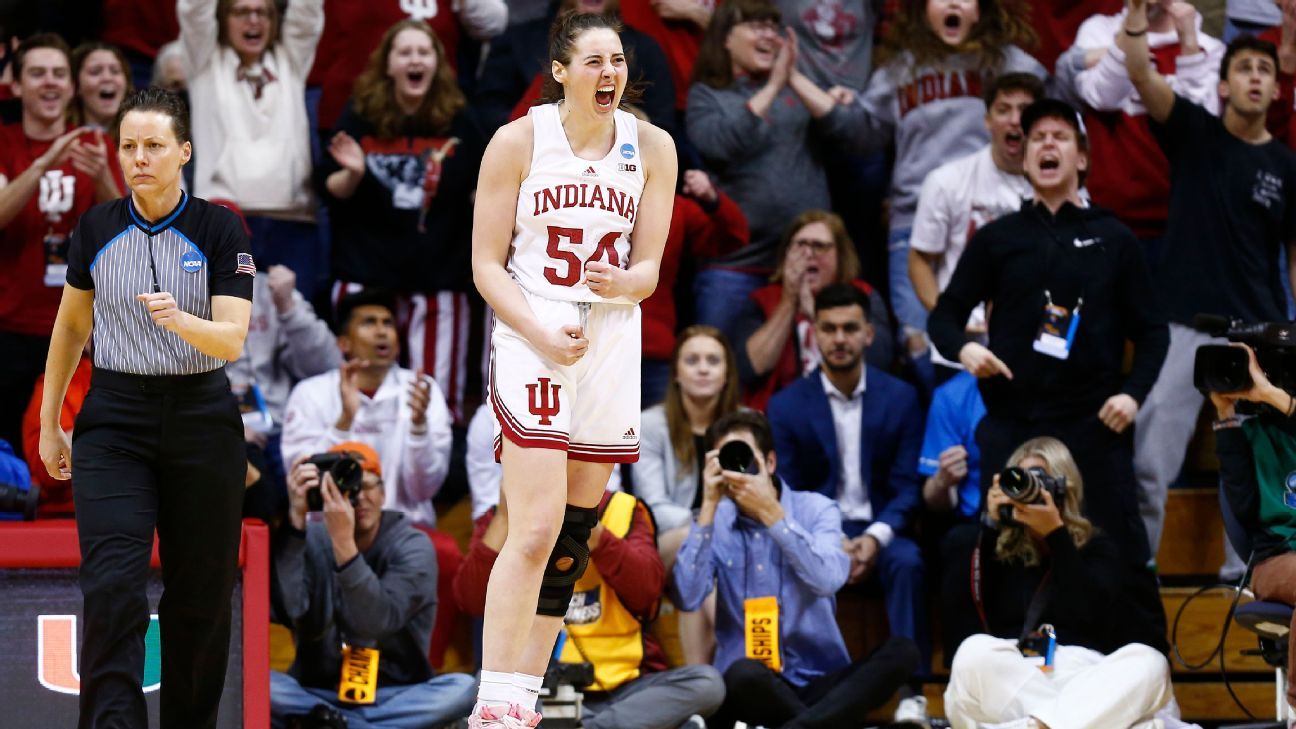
[{"x1": 509, "y1": 103, "x2": 645, "y2": 304}]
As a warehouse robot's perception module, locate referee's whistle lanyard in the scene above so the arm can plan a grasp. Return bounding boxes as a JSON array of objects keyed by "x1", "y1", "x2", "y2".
[{"x1": 146, "y1": 236, "x2": 162, "y2": 293}]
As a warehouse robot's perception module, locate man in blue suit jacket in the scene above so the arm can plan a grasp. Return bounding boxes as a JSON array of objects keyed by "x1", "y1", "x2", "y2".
[{"x1": 768, "y1": 283, "x2": 928, "y2": 666}]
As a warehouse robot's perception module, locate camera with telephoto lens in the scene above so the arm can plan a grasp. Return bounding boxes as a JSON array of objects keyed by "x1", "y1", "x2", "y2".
[
  {"x1": 997, "y1": 466, "x2": 1068, "y2": 526},
  {"x1": 1192, "y1": 314, "x2": 1296, "y2": 396},
  {"x1": 0, "y1": 481, "x2": 40, "y2": 521},
  {"x1": 304, "y1": 453, "x2": 364, "y2": 511},
  {"x1": 718, "y1": 440, "x2": 761, "y2": 475}
]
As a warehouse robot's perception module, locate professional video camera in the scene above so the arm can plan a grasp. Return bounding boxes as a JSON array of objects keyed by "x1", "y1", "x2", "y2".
[
  {"x1": 1193, "y1": 314, "x2": 1296, "y2": 395},
  {"x1": 997, "y1": 466, "x2": 1067, "y2": 526},
  {"x1": 304, "y1": 453, "x2": 364, "y2": 511},
  {"x1": 0, "y1": 481, "x2": 40, "y2": 521}
]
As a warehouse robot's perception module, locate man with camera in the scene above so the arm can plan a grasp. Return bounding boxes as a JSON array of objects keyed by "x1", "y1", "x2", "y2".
[
  {"x1": 453, "y1": 487, "x2": 725, "y2": 729},
  {"x1": 1212, "y1": 344, "x2": 1296, "y2": 709},
  {"x1": 282, "y1": 289, "x2": 453, "y2": 527},
  {"x1": 673, "y1": 410, "x2": 919, "y2": 729},
  {"x1": 942, "y1": 437, "x2": 1173, "y2": 729},
  {"x1": 767, "y1": 283, "x2": 928, "y2": 662},
  {"x1": 271, "y1": 442, "x2": 476, "y2": 729},
  {"x1": 1117, "y1": 0, "x2": 1296, "y2": 560}
]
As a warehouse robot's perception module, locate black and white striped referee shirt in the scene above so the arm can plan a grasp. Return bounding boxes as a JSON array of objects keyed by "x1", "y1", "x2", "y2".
[{"x1": 65, "y1": 192, "x2": 254, "y2": 376}]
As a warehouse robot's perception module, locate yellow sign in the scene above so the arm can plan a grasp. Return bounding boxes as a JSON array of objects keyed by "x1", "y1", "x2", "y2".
[
  {"x1": 744, "y1": 596, "x2": 781, "y2": 672},
  {"x1": 338, "y1": 644, "x2": 380, "y2": 704}
]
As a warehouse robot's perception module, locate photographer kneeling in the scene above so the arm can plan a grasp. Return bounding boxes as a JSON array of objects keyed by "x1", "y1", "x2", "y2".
[
  {"x1": 942, "y1": 437, "x2": 1172, "y2": 729},
  {"x1": 1211, "y1": 343, "x2": 1296, "y2": 708},
  {"x1": 271, "y1": 443, "x2": 476, "y2": 728}
]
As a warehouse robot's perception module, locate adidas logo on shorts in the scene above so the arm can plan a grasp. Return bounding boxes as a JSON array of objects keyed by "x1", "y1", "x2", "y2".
[
  {"x1": 623, "y1": 427, "x2": 636, "y2": 440},
  {"x1": 581, "y1": 166, "x2": 598, "y2": 177}
]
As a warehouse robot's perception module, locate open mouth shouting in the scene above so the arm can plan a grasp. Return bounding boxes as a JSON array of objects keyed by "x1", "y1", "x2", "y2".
[
  {"x1": 1003, "y1": 130, "x2": 1023, "y2": 156},
  {"x1": 595, "y1": 84, "x2": 616, "y2": 111}
]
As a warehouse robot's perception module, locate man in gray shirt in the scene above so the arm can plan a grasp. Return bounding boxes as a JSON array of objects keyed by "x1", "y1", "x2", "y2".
[{"x1": 271, "y1": 441, "x2": 475, "y2": 729}]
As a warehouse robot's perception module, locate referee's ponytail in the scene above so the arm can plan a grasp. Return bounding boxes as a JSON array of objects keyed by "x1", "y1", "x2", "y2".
[{"x1": 116, "y1": 87, "x2": 191, "y2": 145}]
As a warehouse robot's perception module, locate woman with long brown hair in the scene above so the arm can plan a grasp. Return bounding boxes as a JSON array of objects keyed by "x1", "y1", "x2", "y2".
[
  {"x1": 69, "y1": 42, "x2": 133, "y2": 133},
  {"x1": 635, "y1": 326, "x2": 740, "y2": 663},
  {"x1": 318, "y1": 18, "x2": 485, "y2": 421}
]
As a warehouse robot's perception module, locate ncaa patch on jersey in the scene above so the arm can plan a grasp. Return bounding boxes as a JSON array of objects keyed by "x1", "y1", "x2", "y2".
[
  {"x1": 619, "y1": 143, "x2": 635, "y2": 160},
  {"x1": 180, "y1": 250, "x2": 203, "y2": 273},
  {"x1": 235, "y1": 252, "x2": 256, "y2": 276}
]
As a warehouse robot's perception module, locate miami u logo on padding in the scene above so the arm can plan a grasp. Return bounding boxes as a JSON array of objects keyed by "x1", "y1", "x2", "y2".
[
  {"x1": 38, "y1": 615, "x2": 162, "y2": 694},
  {"x1": 526, "y1": 378, "x2": 562, "y2": 426}
]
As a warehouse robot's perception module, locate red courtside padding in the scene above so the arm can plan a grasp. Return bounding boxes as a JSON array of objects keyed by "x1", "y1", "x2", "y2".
[{"x1": 0, "y1": 518, "x2": 270, "y2": 729}]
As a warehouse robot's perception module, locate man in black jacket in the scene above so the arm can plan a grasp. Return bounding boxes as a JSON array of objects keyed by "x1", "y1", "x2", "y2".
[{"x1": 929, "y1": 98, "x2": 1169, "y2": 568}]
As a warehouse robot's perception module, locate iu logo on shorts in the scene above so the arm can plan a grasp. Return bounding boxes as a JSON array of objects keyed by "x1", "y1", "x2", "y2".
[{"x1": 526, "y1": 377, "x2": 562, "y2": 426}]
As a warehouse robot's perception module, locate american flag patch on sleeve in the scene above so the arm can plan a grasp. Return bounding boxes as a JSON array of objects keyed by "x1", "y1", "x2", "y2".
[{"x1": 235, "y1": 253, "x2": 256, "y2": 276}]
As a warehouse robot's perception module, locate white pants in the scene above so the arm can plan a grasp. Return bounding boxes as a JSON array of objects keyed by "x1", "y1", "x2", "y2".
[{"x1": 944, "y1": 635, "x2": 1172, "y2": 729}]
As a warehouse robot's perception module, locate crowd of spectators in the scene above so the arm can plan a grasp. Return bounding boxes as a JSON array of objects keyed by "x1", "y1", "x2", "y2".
[{"x1": 3, "y1": 0, "x2": 1296, "y2": 727}]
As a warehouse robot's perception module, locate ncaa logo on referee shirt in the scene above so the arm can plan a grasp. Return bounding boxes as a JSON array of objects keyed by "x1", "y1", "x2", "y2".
[
  {"x1": 180, "y1": 250, "x2": 203, "y2": 273},
  {"x1": 619, "y1": 143, "x2": 635, "y2": 160}
]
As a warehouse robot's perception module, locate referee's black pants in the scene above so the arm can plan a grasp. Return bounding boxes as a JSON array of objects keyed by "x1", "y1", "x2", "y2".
[{"x1": 71, "y1": 369, "x2": 245, "y2": 729}]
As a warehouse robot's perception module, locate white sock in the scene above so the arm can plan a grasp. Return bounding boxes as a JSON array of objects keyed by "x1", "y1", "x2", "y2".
[
  {"x1": 512, "y1": 671, "x2": 544, "y2": 711},
  {"x1": 475, "y1": 670, "x2": 513, "y2": 713}
]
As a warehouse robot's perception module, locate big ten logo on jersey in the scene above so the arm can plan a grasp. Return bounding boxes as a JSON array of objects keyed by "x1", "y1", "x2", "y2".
[
  {"x1": 399, "y1": 0, "x2": 439, "y2": 20},
  {"x1": 527, "y1": 377, "x2": 561, "y2": 425},
  {"x1": 39, "y1": 170, "x2": 76, "y2": 222},
  {"x1": 39, "y1": 614, "x2": 163, "y2": 695},
  {"x1": 544, "y1": 226, "x2": 623, "y2": 287}
]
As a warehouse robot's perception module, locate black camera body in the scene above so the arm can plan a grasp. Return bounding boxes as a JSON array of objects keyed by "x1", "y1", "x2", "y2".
[
  {"x1": 718, "y1": 440, "x2": 760, "y2": 475},
  {"x1": 305, "y1": 453, "x2": 364, "y2": 511},
  {"x1": 997, "y1": 466, "x2": 1067, "y2": 526},
  {"x1": 1193, "y1": 315, "x2": 1296, "y2": 395}
]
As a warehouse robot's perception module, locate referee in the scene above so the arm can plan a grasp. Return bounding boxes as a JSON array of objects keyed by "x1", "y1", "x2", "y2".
[{"x1": 37, "y1": 88, "x2": 252, "y2": 729}]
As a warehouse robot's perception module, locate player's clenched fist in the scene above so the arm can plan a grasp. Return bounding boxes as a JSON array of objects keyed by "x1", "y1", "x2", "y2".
[
  {"x1": 584, "y1": 260, "x2": 629, "y2": 299},
  {"x1": 538, "y1": 324, "x2": 589, "y2": 366}
]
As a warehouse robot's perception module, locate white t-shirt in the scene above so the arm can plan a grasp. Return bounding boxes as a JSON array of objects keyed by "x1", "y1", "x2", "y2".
[{"x1": 911, "y1": 146, "x2": 1033, "y2": 367}]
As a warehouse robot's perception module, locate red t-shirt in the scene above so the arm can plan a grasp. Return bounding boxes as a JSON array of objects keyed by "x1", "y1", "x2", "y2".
[
  {"x1": 0, "y1": 125, "x2": 105, "y2": 336},
  {"x1": 309, "y1": 0, "x2": 463, "y2": 132},
  {"x1": 22, "y1": 356, "x2": 92, "y2": 518},
  {"x1": 619, "y1": 0, "x2": 705, "y2": 110},
  {"x1": 100, "y1": 0, "x2": 179, "y2": 59},
  {"x1": 1030, "y1": 0, "x2": 1123, "y2": 72}
]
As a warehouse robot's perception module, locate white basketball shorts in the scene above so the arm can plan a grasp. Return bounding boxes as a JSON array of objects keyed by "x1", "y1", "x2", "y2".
[{"x1": 489, "y1": 288, "x2": 641, "y2": 463}]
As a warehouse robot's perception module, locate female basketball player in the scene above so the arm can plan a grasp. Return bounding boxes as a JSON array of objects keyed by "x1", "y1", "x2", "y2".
[{"x1": 469, "y1": 11, "x2": 677, "y2": 728}]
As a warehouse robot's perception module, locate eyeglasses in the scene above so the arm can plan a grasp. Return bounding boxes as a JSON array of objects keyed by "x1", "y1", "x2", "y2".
[
  {"x1": 792, "y1": 239, "x2": 834, "y2": 253},
  {"x1": 230, "y1": 6, "x2": 270, "y2": 19}
]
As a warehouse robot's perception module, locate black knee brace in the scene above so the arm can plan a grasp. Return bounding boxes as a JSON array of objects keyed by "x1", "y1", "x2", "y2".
[{"x1": 536, "y1": 505, "x2": 600, "y2": 617}]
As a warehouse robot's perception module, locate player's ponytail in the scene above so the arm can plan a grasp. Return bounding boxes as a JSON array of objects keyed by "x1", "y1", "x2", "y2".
[{"x1": 535, "y1": 11, "x2": 643, "y2": 109}]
